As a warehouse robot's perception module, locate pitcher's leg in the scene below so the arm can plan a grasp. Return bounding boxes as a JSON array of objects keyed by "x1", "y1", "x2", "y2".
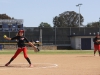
[
  {"x1": 23, "y1": 47, "x2": 32, "y2": 67},
  {"x1": 5, "y1": 48, "x2": 22, "y2": 66},
  {"x1": 94, "y1": 50, "x2": 97, "y2": 56},
  {"x1": 94, "y1": 44, "x2": 98, "y2": 56},
  {"x1": 98, "y1": 45, "x2": 100, "y2": 56},
  {"x1": 12, "y1": 48, "x2": 22, "y2": 59}
]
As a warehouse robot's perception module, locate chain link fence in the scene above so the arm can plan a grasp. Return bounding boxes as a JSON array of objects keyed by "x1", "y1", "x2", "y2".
[{"x1": 0, "y1": 27, "x2": 99, "y2": 45}]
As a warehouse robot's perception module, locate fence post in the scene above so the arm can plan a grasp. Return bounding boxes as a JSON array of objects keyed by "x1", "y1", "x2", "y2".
[
  {"x1": 40, "y1": 28, "x2": 42, "y2": 50},
  {"x1": 70, "y1": 27, "x2": 71, "y2": 35},
  {"x1": 55, "y1": 27, "x2": 56, "y2": 45},
  {"x1": 84, "y1": 27, "x2": 85, "y2": 35}
]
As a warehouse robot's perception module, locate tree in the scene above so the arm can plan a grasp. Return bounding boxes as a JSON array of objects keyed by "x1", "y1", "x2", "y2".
[
  {"x1": 86, "y1": 22, "x2": 100, "y2": 27},
  {"x1": 0, "y1": 14, "x2": 12, "y2": 19},
  {"x1": 53, "y1": 11, "x2": 84, "y2": 27},
  {"x1": 38, "y1": 22, "x2": 54, "y2": 40},
  {"x1": 38, "y1": 22, "x2": 52, "y2": 28}
]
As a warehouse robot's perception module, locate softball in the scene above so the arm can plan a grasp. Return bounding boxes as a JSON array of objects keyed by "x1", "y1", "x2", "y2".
[{"x1": 4, "y1": 35, "x2": 7, "y2": 38}]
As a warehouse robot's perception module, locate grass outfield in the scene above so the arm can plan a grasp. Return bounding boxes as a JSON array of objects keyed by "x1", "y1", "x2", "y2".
[{"x1": 0, "y1": 50, "x2": 94, "y2": 54}]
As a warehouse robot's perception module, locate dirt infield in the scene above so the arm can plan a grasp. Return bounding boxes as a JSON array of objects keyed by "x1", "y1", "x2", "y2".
[{"x1": 0, "y1": 54, "x2": 100, "y2": 75}]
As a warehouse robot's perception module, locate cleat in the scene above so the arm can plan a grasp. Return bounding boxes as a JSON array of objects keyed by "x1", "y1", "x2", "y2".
[
  {"x1": 29, "y1": 64, "x2": 33, "y2": 67},
  {"x1": 5, "y1": 63, "x2": 10, "y2": 66}
]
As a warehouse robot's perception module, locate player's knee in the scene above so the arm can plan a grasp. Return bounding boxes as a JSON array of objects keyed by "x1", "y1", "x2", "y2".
[{"x1": 24, "y1": 55, "x2": 28, "y2": 58}]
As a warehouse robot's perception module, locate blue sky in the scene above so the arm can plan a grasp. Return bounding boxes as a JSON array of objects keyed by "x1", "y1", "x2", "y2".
[{"x1": 0, "y1": 0, "x2": 100, "y2": 27}]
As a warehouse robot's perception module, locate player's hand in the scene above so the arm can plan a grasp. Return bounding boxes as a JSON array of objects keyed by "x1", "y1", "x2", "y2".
[
  {"x1": 33, "y1": 47, "x2": 40, "y2": 52},
  {"x1": 96, "y1": 40, "x2": 100, "y2": 42},
  {"x1": 98, "y1": 40, "x2": 100, "y2": 41},
  {"x1": 37, "y1": 47, "x2": 40, "y2": 52},
  {"x1": 32, "y1": 46, "x2": 38, "y2": 52},
  {"x1": 33, "y1": 47, "x2": 38, "y2": 52}
]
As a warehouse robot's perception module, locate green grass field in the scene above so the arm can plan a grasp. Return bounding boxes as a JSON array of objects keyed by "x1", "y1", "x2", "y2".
[{"x1": 0, "y1": 50, "x2": 94, "y2": 55}]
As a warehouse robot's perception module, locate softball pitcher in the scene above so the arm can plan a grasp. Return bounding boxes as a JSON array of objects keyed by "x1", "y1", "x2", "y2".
[{"x1": 4, "y1": 30, "x2": 38, "y2": 67}]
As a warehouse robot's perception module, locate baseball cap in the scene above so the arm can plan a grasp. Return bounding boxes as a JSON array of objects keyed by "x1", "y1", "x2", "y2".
[{"x1": 18, "y1": 30, "x2": 24, "y2": 33}]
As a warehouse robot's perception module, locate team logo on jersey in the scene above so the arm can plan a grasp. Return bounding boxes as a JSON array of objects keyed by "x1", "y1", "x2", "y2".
[{"x1": 20, "y1": 38, "x2": 24, "y2": 40}]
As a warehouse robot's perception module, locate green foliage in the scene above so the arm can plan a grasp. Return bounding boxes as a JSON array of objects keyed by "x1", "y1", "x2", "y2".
[
  {"x1": 53, "y1": 11, "x2": 84, "y2": 27},
  {"x1": 38, "y1": 22, "x2": 52, "y2": 28},
  {"x1": 86, "y1": 22, "x2": 100, "y2": 27},
  {"x1": 0, "y1": 14, "x2": 13, "y2": 19}
]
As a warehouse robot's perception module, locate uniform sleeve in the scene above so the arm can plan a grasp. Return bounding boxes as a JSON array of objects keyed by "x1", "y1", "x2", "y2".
[
  {"x1": 93, "y1": 38, "x2": 96, "y2": 42},
  {"x1": 24, "y1": 37, "x2": 29, "y2": 43},
  {"x1": 11, "y1": 36, "x2": 18, "y2": 40}
]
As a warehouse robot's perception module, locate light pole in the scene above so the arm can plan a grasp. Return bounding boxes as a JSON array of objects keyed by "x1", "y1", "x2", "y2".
[
  {"x1": 76, "y1": 4, "x2": 82, "y2": 50},
  {"x1": 99, "y1": 17, "x2": 100, "y2": 26},
  {"x1": 76, "y1": 4, "x2": 82, "y2": 27}
]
